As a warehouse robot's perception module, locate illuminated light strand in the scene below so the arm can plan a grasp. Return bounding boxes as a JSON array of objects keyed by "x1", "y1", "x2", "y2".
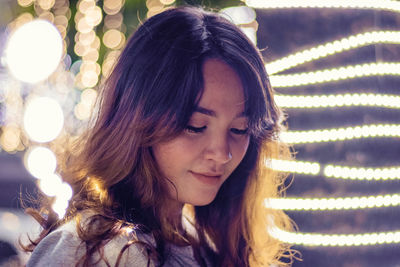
[
  {"x1": 246, "y1": 0, "x2": 400, "y2": 14},
  {"x1": 101, "y1": 0, "x2": 126, "y2": 81},
  {"x1": 265, "y1": 193, "x2": 400, "y2": 211},
  {"x1": 266, "y1": 31, "x2": 400, "y2": 75},
  {"x1": 74, "y1": 0, "x2": 103, "y2": 89},
  {"x1": 280, "y1": 124, "x2": 400, "y2": 144},
  {"x1": 324, "y1": 165, "x2": 400, "y2": 180},
  {"x1": 275, "y1": 93, "x2": 400, "y2": 109},
  {"x1": 269, "y1": 62, "x2": 400, "y2": 87},
  {"x1": 266, "y1": 159, "x2": 400, "y2": 180},
  {"x1": 269, "y1": 227, "x2": 400, "y2": 246},
  {"x1": 266, "y1": 159, "x2": 320, "y2": 175}
]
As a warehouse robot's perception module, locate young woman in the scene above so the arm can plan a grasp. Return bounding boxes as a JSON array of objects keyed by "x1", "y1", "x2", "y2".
[{"x1": 24, "y1": 6, "x2": 294, "y2": 267}]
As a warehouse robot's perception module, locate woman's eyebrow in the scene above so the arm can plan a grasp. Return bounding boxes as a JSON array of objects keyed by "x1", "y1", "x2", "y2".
[
  {"x1": 195, "y1": 106, "x2": 216, "y2": 117},
  {"x1": 194, "y1": 106, "x2": 247, "y2": 118}
]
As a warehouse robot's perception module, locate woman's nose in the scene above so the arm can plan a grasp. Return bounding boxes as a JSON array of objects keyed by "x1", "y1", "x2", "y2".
[{"x1": 204, "y1": 134, "x2": 232, "y2": 164}]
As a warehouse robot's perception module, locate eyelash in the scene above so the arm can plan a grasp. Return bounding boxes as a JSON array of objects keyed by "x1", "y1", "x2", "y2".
[
  {"x1": 186, "y1": 125, "x2": 206, "y2": 133},
  {"x1": 186, "y1": 126, "x2": 249, "y2": 135}
]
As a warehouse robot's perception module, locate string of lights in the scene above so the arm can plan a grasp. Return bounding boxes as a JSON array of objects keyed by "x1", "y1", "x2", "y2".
[
  {"x1": 266, "y1": 159, "x2": 321, "y2": 175},
  {"x1": 275, "y1": 93, "x2": 400, "y2": 109},
  {"x1": 101, "y1": 0, "x2": 126, "y2": 79},
  {"x1": 269, "y1": 62, "x2": 400, "y2": 88},
  {"x1": 266, "y1": 31, "x2": 400, "y2": 75},
  {"x1": 24, "y1": 146, "x2": 73, "y2": 218},
  {"x1": 246, "y1": 0, "x2": 400, "y2": 14},
  {"x1": 267, "y1": 159, "x2": 400, "y2": 181},
  {"x1": 73, "y1": 0, "x2": 102, "y2": 89},
  {"x1": 324, "y1": 165, "x2": 400, "y2": 180},
  {"x1": 280, "y1": 124, "x2": 400, "y2": 144},
  {"x1": 265, "y1": 193, "x2": 400, "y2": 211},
  {"x1": 269, "y1": 227, "x2": 400, "y2": 246}
]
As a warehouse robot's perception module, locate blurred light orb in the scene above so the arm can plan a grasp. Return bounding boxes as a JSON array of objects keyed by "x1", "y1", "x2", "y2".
[
  {"x1": 1, "y1": 212, "x2": 20, "y2": 231},
  {"x1": 23, "y1": 96, "x2": 64, "y2": 142},
  {"x1": 52, "y1": 196, "x2": 70, "y2": 218},
  {"x1": 220, "y1": 6, "x2": 256, "y2": 25},
  {"x1": 40, "y1": 174, "x2": 73, "y2": 201},
  {"x1": 25, "y1": 146, "x2": 57, "y2": 179},
  {"x1": 5, "y1": 19, "x2": 63, "y2": 83}
]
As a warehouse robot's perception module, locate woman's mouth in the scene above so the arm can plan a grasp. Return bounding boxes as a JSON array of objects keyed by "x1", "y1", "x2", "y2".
[{"x1": 189, "y1": 171, "x2": 222, "y2": 185}]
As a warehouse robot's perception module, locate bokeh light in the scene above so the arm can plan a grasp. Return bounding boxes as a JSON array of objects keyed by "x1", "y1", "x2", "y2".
[
  {"x1": 0, "y1": 125, "x2": 22, "y2": 152},
  {"x1": 1, "y1": 212, "x2": 20, "y2": 231},
  {"x1": 5, "y1": 19, "x2": 63, "y2": 84},
  {"x1": 220, "y1": 6, "x2": 256, "y2": 25},
  {"x1": 23, "y1": 96, "x2": 64, "y2": 143},
  {"x1": 38, "y1": 173, "x2": 72, "y2": 199},
  {"x1": 25, "y1": 146, "x2": 57, "y2": 179},
  {"x1": 52, "y1": 194, "x2": 71, "y2": 218}
]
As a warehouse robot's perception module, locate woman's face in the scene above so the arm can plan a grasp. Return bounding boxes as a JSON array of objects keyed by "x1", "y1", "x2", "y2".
[{"x1": 153, "y1": 59, "x2": 250, "y2": 207}]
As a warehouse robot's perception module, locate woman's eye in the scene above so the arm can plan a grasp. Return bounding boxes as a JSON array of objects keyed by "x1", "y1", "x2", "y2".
[
  {"x1": 186, "y1": 125, "x2": 206, "y2": 133},
  {"x1": 231, "y1": 128, "x2": 249, "y2": 135}
]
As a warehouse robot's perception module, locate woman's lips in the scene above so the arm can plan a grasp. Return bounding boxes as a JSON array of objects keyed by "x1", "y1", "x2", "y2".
[{"x1": 190, "y1": 171, "x2": 222, "y2": 185}]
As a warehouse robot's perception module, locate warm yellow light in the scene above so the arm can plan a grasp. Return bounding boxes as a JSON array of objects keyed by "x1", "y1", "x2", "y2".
[
  {"x1": 37, "y1": 0, "x2": 55, "y2": 10},
  {"x1": 275, "y1": 93, "x2": 400, "y2": 109},
  {"x1": 103, "y1": 29, "x2": 124, "y2": 49},
  {"x1": 82, "y1": 49, "x2": 100, "y2": 62},
  {"x1": 38, "y1": 12, "x2": 55, "y2": 23},
  {"x1": 269, "y1": 227, "x2": 400, "y2": 246},
  {"x1": 240, "y1": 27, "x2": 257, "y2": 45},
  {"x1": 266, "y1": 158, "x2": 400, "y2": 181},
  {"x1": 160, "y1": 0, "x2": 175, "y2": 4},
  {"x1": 52, "y1": 195, "x2": 69, "y2": 218},
  {"x1": 270, "y1": 62, "x2": 400, "y2": 87},
  {"x1": 9, "y1": 13, "x2": 34, "y2": 31},
  {"x1": 265, "y1": 193, "x2": 400, "y2": 211},
  {"x1": 76, "y1": 18, "x2": 92, "y2": 33},
  {"x1": 104, "y1": 0, "x2": 124, "y2": 15},
  {"x1": 266, "y1": 31, "x2": 400, "y2": 75},
  {"x1": 266, "y1": 159, "x2": 320, "y2": 175},
  {"x1": 23, "y1": 97, "x2": 64, "y2": 143},
  {"x1": 55, "y1": 25, "x2": 67, "y2": 38},
  {"x1": 74, "y1": 102, "x2": 92, "y2": 120},
  {"x1": 74, "y1": 42, "x2": 88, "y2": 57},
  {"x1": 81, "y1": 88, "x2": 98, "y2": 106},
  {"x1": 246, "y1": 0, "x2": 400, "y2": 14},
  {"x1": 74, "y1": 88, "x2": 98, "y2": 120},
  {"x1": 102, "y1": 51, "x2": 120, "y2": 77},
  {"x1": 78, "y1": 0, "x2": 95, "y2": 13},
  {"x1": 5, "y1": 20, "x2": 63, "y2": 83},
  {"x1": 80, "y1": 61, "x2": 101, "y2": 75},
  {"x1": 146, "y1": 0, "x2": 163, "y2": 10},
  {"x1": 104, "y1": 13, "x2": 124, "y2": 29},
  {"x1": 220, "y1": 6, "x2": 256, "y2": 25},
  {"x1": 17, "y1": 0, "x2": 34, "y2": 7},
  {"x1": 85, "y1": 6, "x2": 102, "y2": 27},
  {"x1": 78, "y1": 30, "x2": 96, "y2": 46},
  {"x1": 92, "y1": 36, "x2": 101, "y2": 50},
  {"x1": 0, "y1": 125, "x2": 21, "y2": 152},
  {"x1": 324, "y1": 165, "x2": 400, "y2": 180},
  {"x1": 280, "y1": 124, "x2": 400, "y2": 144},
  {"x1": 38, "y1": 173, "x2": 63, "y2": 197},
  {"x1": 81, "y1": 70, "x2": 99, "y2": 88},
  {"x1": 25, "y1": 146, "x2": 57, "y2": 179},
  {"x1": 1, "y1": 212, "x2": 20, "y2": 231},
  {"x1": 54, "y1": 15, "x2": 69, "y2": 28}
]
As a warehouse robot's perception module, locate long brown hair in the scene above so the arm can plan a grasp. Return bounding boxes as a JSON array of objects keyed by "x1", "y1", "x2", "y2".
[{"x1": 23, "y1": 6, "x2": 295, "y2": 266}]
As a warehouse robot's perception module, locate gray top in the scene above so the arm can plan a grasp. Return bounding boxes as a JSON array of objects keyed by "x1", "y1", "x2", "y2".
[{"x1": 26, "y1": 217, "x2": 209, "y2": 267}]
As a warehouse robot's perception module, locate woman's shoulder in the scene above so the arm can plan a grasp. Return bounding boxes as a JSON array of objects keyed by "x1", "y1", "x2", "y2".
[
  {"x1": 26, "y1": 213, "x2": 210, "y2": 267},
  {"x1": 26, "y1": 220, "x2": 85, "y2": 266},
  {"x1": 26, "y1": 216, "x2": 154, "y2": 267}
]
